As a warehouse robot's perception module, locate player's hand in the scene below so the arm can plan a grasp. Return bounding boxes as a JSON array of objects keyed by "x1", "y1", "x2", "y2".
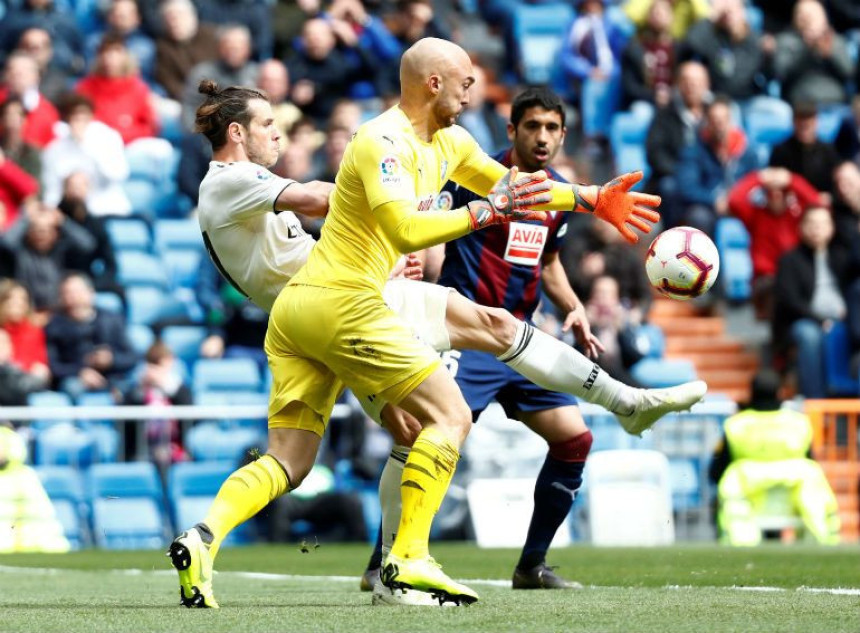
[
  {"x1": 562, "y1": 303, "x2": 604, "y2": 359},
  {"x1": 467, "y1": 166, "x2": 551, "y2": 230},
  {"x1": 573, "y1": 172, "x2": 661, "y2": 244}
]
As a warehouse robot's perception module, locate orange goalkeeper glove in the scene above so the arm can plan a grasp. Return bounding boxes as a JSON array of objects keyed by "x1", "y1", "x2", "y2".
[
  {"x1": 572, "y1": 171, "x2": 661, "y2": 243},
  {"x1": 466, "y1": 166, "x2": 551, "y2": 230}
]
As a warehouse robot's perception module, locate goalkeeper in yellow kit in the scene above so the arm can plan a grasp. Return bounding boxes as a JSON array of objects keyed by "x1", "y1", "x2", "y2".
[{"x1": 180, "y1": 38, "x2": 661, "y2": 606}]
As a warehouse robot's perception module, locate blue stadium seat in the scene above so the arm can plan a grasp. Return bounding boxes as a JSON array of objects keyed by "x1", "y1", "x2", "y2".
[
  {"x1": 715, "y1": 217, "x2": 752, "y2": 302},
  {"x1": 823, "y1": 321, "x2": 860, "y2": 396},
  {"x1": 630, "y1": 358, "x2": 698, "y2": 389},
  {"x1": 34, "y1": 423, "x2": 98, "y2": 468},
  {"x1": 609, "y1": 107, "x2": 654, "y2": 155},
  {"x1": 94, "y1": 291, "x2": 124, "y2": 314},
  {"x1": 92, "y1": 497, "x2": 166, "y2": 549},
  {"x1": 512, "y1": 3, "x2": 574, "y2": 85},
  {"x1": 27, "y1": 391, "x2": 74, "y2": 430},
  {"x1": 127, "y1": 322, "x2": 156, "y2": 354},
  {"x1": 192, "y1": 358, "x2": 263, "y2": 393},
  {"x1": 161, "y1": 325, "x2": 208, "y2": 366},
  {"x1": 125, "y1": 286, "x2": 189, "y2": 326},
  {"x1": 614, "y1": 143, "x2": 650, "y2": 185},
  {"x1": 581, "y1": 76, "x2": 622, "y2": 138},
  {"x1": 817, "y1": 105, "x2": 849, "y2": 144},
  {"x1": 167, "y1": 461, "x2": 252, "y2": 544},
  {"x1": 668, "y1": 457, "x2": 701, "y2": 511},
  {"x1": 36, "y1": 466, "x2": 89, "y2": 549},
  {"x1": 193, "y1": 390, "x2": 268, "y2": 429},
  {"x1": 743, "y1": 97, "x2": 793, "y2": 164},
  {"x1": 631, "y1": 323, "x2": 666, "y2": 359},
  {"x1": 117, "y1": 251, "x2": 170, "y2": 289},
  {"x1": 164, "y1": 248, "x2": 203, "y2": 289},
  {"x1": 105, "y1": 217, "x2": 152, "y2": 253},
  {"x1": 89, "y1": 462, "x2": 164, "y2": 500},
  {"x1": 154, "y1": 219, "x2": 204, "y2": 253},
  {"x1": 185, "y1": 422, "x2": 265, "y2": 462}
]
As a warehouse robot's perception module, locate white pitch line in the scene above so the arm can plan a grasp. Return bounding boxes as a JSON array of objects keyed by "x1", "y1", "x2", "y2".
[{"x1": 1, "y1": 566, "x2": 858, "y2": 596}]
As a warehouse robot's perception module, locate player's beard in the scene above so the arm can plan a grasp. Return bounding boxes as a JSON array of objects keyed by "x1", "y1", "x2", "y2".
[{"x1": 245, "y1": 139, "x2": 278, "y2": 168}]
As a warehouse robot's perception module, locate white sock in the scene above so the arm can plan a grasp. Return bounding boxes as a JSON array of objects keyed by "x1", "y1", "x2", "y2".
[
  {"x1": 378, "y1": 445, "x2": 408, "y2": 559},
  {"x1": 498, "y1": 321, "x2": 636, "y2": 414}
]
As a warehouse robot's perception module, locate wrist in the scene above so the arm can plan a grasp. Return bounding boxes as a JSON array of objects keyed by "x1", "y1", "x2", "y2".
[{"x1": 571, "y1": 184, "x2": 599, "y2": 213}]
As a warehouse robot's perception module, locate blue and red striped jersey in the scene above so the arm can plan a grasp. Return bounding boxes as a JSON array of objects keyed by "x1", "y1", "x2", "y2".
[{"x1": 438, "y1": 149, "x2": 569, "y2": 321}]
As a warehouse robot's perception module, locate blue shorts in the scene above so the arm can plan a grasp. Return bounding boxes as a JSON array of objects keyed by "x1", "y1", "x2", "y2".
[{"x1": 442, "y1": 348, "x2": 578, "y2": 421}]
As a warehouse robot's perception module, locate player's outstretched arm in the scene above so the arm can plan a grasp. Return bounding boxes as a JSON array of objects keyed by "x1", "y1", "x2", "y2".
[
  {"x1": 274, "y1": 180, "x2": 334, "y2": 217},
  {"x1": 540, "y1": 171, "x2": 661, "y2": 244},
  {"x1": 375, "y1": 167, "x2": 552, "y2": 252}
]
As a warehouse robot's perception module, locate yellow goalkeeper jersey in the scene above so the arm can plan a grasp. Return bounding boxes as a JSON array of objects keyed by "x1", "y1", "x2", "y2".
[{"x1": 289, "y1": 106, "x2": 502, "y2": 295}]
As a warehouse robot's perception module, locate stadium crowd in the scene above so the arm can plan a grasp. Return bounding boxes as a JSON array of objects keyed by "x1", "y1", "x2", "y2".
[{"x1": 0, "y1": 0, "x2": 858, "y2": 550}]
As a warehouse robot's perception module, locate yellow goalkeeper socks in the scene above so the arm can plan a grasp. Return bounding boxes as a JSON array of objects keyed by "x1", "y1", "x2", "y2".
[
  {"x1": 389, "y1": 427, "x2": 459, "y2": 560},
  {"x1": 203, "y1": 454, "x2": 290, "y2": 559}
]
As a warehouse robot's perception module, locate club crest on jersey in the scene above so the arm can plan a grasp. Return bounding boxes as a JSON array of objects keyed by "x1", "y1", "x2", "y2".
[
  {"x1": 433, "y1": 191, "x2": 453, "y2": 211},
  {"x1": 504, "y1": 221, "x2": 549, "y2": 266},
  {"x1": 255, "y1": 169, "x2": 271, "y2": 181},
  {"x1": 380, "y1": 155, "x2": 401, "y2": 186}
]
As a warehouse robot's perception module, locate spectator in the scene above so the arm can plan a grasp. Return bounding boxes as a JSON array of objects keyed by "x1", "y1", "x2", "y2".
[
  {"x1": 560, "y1": 0, "x2": 627, "y2": 140},
  {"x1": 286, "y1": 18, "x2": 378, "y2": 123},
  {"x1": 769, "y1": 101, "x2": 840, "y2": 196},
  {"x1": 85, "y1": 0, "x2": 156, "y2": 83},
  {"x1": 44, "y1": 272, "x2": 137, "y2": 398},
  {"x1": 834, "y1": 94, "x2": 860, "y2": 163},
  {"x1": 379, "y1": 0, "x2": 453, "y2": 88},
  {"x1": 675, "y1": 94, "x2": 759, "y2": 236},
  {"x1": 257, "y1": 59, "x2": 302, "y2": 146},
  {"x1": 15, "y1": 27, "x2": 71, "y2": 104},
  {"x1": 57, "y1": 172, "x2": 120, "y2": 294},
  {"x1": 584, "y1": 274, "x2": 643, "y2": 386},
  {"x1": 455, "y1": 64, "x2": 508, "y2": 156},
  {"x1": 0, "y1": 279, "x2": 51, "y2": 386},
  {"x1": 176, "y1": 130, "x2": 211, "y2": 206},
  {"x1": 0, "y1": 0, "x2": 85, "y2": 77},
  {"x1": 679, "y1": 0, "x2": 765, "y2": 101},
  {"x1": 41, "y1": 92, "x2": 131, "y2": 216},
  {"x1": 772, "y1": 206, "x2": 857, "y2": 397},
  {"x1": 774, "y1": 0, "x2": 853, "y2": 107},
  {"x1": 831, "y1": 161, "x2": 860, "y2": 254},
  {"x1": 0, "y1": 144, "x2": 39, "y2": 230},
  {"x1": 620, "y1": 0, "x2": 677, "y2": 109},
  {"x1": 710, "y1": 369, "x2": 841, "y2": 546},
  {"x1": 314, "y1": 124, "x2": 353, "y2": 185},
  {"x1": 753, "y1": 0, "x2": 795, "y2": 35},
  {"x1": 196, "y1": 258, "x2": 267, "y2": 374},
  {"x1": 181, "y1": 24, "x2": 258, "y2": 130},
  {"x1": 195, "y1": 0, "x2": 274, "y2": 61},
  {"x1": 274, "y1": 139, "x2": 315, "y2": 184},
  {"x1": 729, "y1": 167, "x2": 821, "y2": 319},
  {"x1": 0, "y1": 332, "x2": 47, "y2": 406},
  {"x1": 561, "y1": 215, "x2": 653, "y2": 321},
  {"x1": 4, "y1": 202, "x2": 95, "y2": 313},
  {"x1": 624, "y1": 0, "x2": 711, "y2": 40},
  {"x1": 122, "y1": 341, "x2": 192, "y2": 471},
  {"x1": 154, "y1": 0, "x2": 219, "y2": 102},
  {"x1": 0, "y1": 52, "x2": 60, "y2": 148},
  {"x1": 0, "y1": 97, "x2": 41, "y2": 181},
  {"x1": 645, "y1": 60, "x2": 711, "y2": 222},
  {"x1": 326, "y1": 99, "x2": 363, "y2": 135},
  {"x1": 76, "y1": 33, "x2": 158, "y2": 145}
]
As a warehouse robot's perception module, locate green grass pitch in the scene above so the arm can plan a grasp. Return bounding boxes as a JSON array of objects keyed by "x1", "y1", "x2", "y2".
[{"x1": 1, "y1": 543, "x2": 859, "y2": 633}]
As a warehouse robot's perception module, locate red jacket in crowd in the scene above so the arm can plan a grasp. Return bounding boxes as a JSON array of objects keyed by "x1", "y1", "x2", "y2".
[
  {"x1": 728, "y1": 170, "x2": 820, "y2": 279},
  {"x1": 0, "y1": 156, "x2": 39, "y2": 229},
  {"x1": 3, "y1": 320, "x2": 48, "y2": 372},
  {"x1": 76, "y1": 75, "x2": 157, "y2": 145},
  {"x1": 0, "y1": 88, "x2": 58, "y2": 148}
]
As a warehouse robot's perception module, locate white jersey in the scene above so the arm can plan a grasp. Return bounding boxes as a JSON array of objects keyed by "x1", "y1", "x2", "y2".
[{"x1": 197, "y1": 160, "x2": 316, "y2": 312}]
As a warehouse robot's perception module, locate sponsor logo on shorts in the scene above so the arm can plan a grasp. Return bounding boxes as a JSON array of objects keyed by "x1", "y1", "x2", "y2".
[{"x1": 349, "y1": 337, "x2": 380, "y2": 360}]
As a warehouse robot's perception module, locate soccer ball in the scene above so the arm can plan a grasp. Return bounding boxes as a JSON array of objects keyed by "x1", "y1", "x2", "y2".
[{"x1": 644, "y1": 226, "x2": 720, "y2": 300}]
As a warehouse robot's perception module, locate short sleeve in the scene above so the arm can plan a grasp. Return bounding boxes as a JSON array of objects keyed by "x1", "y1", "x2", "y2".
[
  {"x1": 352, "y1": 132, "x2": 416, "y2": 211},
  {"x1": 222, "y1": 164, "x2": 295, "y2": 221}
]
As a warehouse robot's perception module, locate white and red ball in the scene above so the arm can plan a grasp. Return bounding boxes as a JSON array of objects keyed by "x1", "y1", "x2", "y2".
[{"x1": 645, "y1": 226, "x2": 720, "y2": 300}]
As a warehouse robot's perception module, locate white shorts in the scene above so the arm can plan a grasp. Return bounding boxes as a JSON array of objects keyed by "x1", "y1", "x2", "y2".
[
  {"x1": 359, "y1": 279, "x2": 453, "y2": 423},
  {"x1": 382, "y1": 279, "x2": 452, "y2": 353}
]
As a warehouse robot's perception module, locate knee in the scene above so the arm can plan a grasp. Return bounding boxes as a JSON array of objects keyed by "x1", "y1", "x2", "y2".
[
  {"x1": 434, "y1": 397, "x2": 473, "y2": 446},
  {"x1": 476, "y1": 306, "x2": 519, "y2": 352},
  {"x1": 548, "y1": 430, "x2": 593, "y2": 462}
]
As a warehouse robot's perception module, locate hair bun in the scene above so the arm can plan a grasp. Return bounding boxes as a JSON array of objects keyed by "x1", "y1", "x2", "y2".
[{"x1": 198, "y1": 79, "x2": 219, "y2": 96}]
